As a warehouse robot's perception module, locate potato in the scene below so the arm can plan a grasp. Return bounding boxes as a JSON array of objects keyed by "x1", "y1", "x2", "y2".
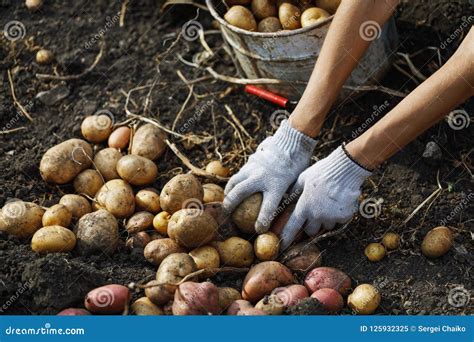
[
  {"x1": 237, "y1": 307, "x2": 267, "y2": 315},
  {"x1": 203, "y1": 184, "x2": 225, "y2": 203},
  {"x1": 242, "y1": 261, "x2": 295, "y2": 302},
  {"x1": 108, "y1": 126, "x2": 131, "y2": 150},
  {"x1": 215, "y1": 237, "x2": 254, "y2": 267},
  {"x1": 364, "y1": 243, "x2": 386, "y2": 262},
  {"x1": 136, "y1": 188, "x2": 161, "y2": 214},
  {"x1": 421, "y1": 226, "x2": 453, "y2": 258},
  {"x1": 168, "y1": 209, "x2": 217, "y2": 248},
  {"x1": 382, "y1": 232, "x2": 400, "y2": 250},
  {"x1": 144, "y1": 238, "x2": 185, "y2": 266},
  {"x1": 300, "y1": 7, "x2": 329, "y2": 27},
  {"x1": 156, "y1": 253, "x2": 198, "y2": 285},
  {"x1": 272, "y1": 284, "x2": 308, "y2": 306},
  {"x1": 254, "y1": 232, "x2": 279, "y2": 261},
  {"x1": 0, "y1": 201, "x2": 44, "y2": 238},
  {"x1": 304, "y1": 267, "x2": 351, "y2": 295},
  {"x1": 258, "y1": 16, "x2": 282, "y2": 32},
  {"x1": 227, "y1": 299, "x2": 253, "y2": 315},
  {"x1": 59, "y1": 194, "x2": 91, "y2": 220},
  {"x1": 131, "y1": 297, "x2": 164, "y2": 315},
  {"x1": 94, "y1": 180, "x2": 135, "y2": 218},
  {"x1": 57, "y1": 308, "x2": 91, "y2": 316},
  {"x1": 232, "y1": 193, "x2": 262, "y2": 234},
  {"x1": 347, "y1": 284, "x2": 381, "y2": 315},
  {"x1": 224, "y1": 6, "x2": 258, "y2": 32},
  {"x1": 270, "y1": 205, "x2": 304, "y2": 243},
  {"x1": 131, "y1": 124, "x2": 166, "y2": 161},
  {"x1": 160, "y1": 174, "x2": 204, "y2": 214},
  {"x1": 42, "y1": 204, "x2": 72, "y2": 228},
  {"x1": 84, "y1": 284, "x2": 130, "y2": 314},
  {"x1": 73, "y1": 169, "x2": 104, "y2": 197},
  {"x1": 145, "y1": 280, "x2": 176, "y2": 306},
  {"x1": 93, "y1": 148, "x2": 122, "y2": 181},
  {"x1": 189, "y1": 245, "x2": 220, "y2": 269},
  {"x1": 125, "y1": 211, "x2": 154, "y2": 234},
  {"x1": 255, "y1": 294, "x2": 285, "y2": 315},
  {"x1": 315, "y1": 0, "x2": 340, "y2": 14},
  {"x1": 205, "y1": 160, "x2": 230, "y2": 177},
  {"x1": 116, "y1": 155, "x2": 158, "y2": 186},
  {"x1": 204, "y1": 202, "x2": 239, "y2": 241},
  {"x1": 279, "y1": 3, "x2": 301, "y2": 30},
  {"x1": 31, "y1": 225, "x2": 76, "y2": 254},
  {"x1": 81, "y1": 115, "x2": 113, "y2": 143},
  {"x1": 251, "y1": 0, "x2": 277, "y2": 20},
  {"x1": 75, "y1": 209, "x2": 119, "y2": 255},
  {"x1": 36, "y1": 49, "x2": 54, "y2": 65},
  {"x1": 40, "y1": 139, "x2": 93, "y2": 184},
  {"x1": 281, "y1": 242, "x2": 322, "y2": 273},
  {"x1": 311, "y1": 288, "x2": 343, "y2": 312},
  {"x1": 26, "y1": 0, "x2": 43, "y2": 11},
  {"x1": 153, "y1": 211, "x2": 171, "y2": 235},
  {"x1": 218, "y1": 287, "x2": 242, "y2": 311},
  {"x1": 125, "y1": 232, "x2": 151, "y2": 249},
  {"x1": 172, "y1": 282, "x2": 220, "y2": 315}
]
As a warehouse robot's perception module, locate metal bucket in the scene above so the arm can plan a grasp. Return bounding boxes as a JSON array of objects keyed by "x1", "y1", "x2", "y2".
[{"x1": 206, "y1": 0, "x2": 398, "y2": 100}]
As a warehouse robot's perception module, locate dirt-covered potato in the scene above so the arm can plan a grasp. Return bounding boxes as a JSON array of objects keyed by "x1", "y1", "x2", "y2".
[
  {"x1": 131, "y1": 297, "x2": 164, "y2": 315},
  {"x1": 131, "y1": 124, "x2": 166, "y2": 161},
  {"x1": 237, "y1": 307, "x2": 267, "y2": 315},
  {"x1": 242, "y1": 261, "x2": 295, "y2": 302},
  {"x1": 42, "y1": 204, "x2": 72, "y2": 228},
  {"x1": 126, "y1": 232, "x2": 151, "y2": 249},
  {"x1": 251, "y1": 0, "x2": 277, "y2": 20},
  {"x1": 145, "y1": 280, "x2": 176, "y2": 306},
  {"x1": 93, "y1": 148, "x2": 122, "y2": 181},
  {"x1": 300, "y1": 7, "x2": 329, "y2": 27},
  {"x1": 227, "y1": 299, "x2": 253, "y2": 315},
  {"x1": 108, "y1": 126, "x2": 131, "y2": 150},
  {"x1": 135, "y1": 188, "x2": 161, "y2": 214},
  {"x1": 255, "y1": 294, "x2": 285, "y2": 315},
  {"x1": 189, "y1": 245, "x2": 220, "y2": 269},
  {"x1": 272, "y1": 284, "x2": 308, "y2": 306},
  {"x1": 258, "y1": 16, "x2": 282, "y2": 32},
  {"x1": 215, "y1": 237, "x2": 254, "y2": 267},
  {"x1": 125, "y1": 211, "x2": 154, "y2": 234},
  {"x1": 40, "y1": 139, "x2": 93, "y2": 184},
  {"x1": 73, "y1": 169, "x2": 104, "y2": 197},
  {"x1": 254, "y1": 232, "x2": 279, "y2": 261},
  {"x1": 421, "y1": 226, "x2": 453, "y2": 258},
  {"x1": 94, "y1": 179, "x2": 135, "y2": 218},
  {"x1": 75, "y1": 209, "x2": 119, "y2": 255},
  {"x1": 160, "y1": 174, "x2": 204, "y2": 214},
  {"x1": 364, "y1": 243, "x2": 386, "y2": 262},
  {"x1": 153, "y1": 211, "x2": 171, "y2": 235},
  {"x1": 116, "y1": 155, "x2": 158, "y2": 186},
  {"x1": 168, "y1": 209, "x2": 218, "y2": 248},
  {"x1": 279, "y1": 3, "x2": 301, "y2": 30},
  {"x1": 81, "y1": 115, "x2": 113, "y2": 143},
  {"x1": 0, "y1": 201, "x2": 44, "y2": 238},
  {"x1": 281, "y1": 242, "x2": 322, "y2": 273},
  {"x1": 205, "y1": 161, "x2": 230, "y2": 177},
  {"x1": 172, "y1": 282, "x2": 220, "y2": 315},
  {"x1": 203, "y1": 184, "x2": 225, "y2": 203},
  {"x1": 218, "y1": 287, "x2": 242, "y2": 311},
  {"x1": 84, "y1": 284, "x2": 130, "y2": 314},
  {"x1": 156, "y1": 253, "x2": 198, "y2": 285},
  {"x1": 382, "y1": 232, "x2": 400, "y2": 250},
  {"x1": 59, "y1": 194, "x2": 91, "y2": 220},
  {"x1": 315, "y1": 0, "x2": 340, "y2": 14},
  {"x1": 204, "y1": 202, "x2": 238, "y2": 241},
  {"x1": 347, "y1": 284, "x2": 380, "y2": 315},
  {"x1": 31, "y1": 225, "x2": 76, "y2": 254},
  {"x1": 304, "y1": 267, "x2": 351, "y2": 295},
  {"x1": 224, "y1": 6, "x2": 258, "y2": 31},
  {"x1": 311, "y1": 288, "x2": 344, "y2": 312},
  {"x1": 232, "y1": 193, "x2": 262, "y2": 234},
  {"x1": 144, "y1": 238, "x2": 185, "y2": 266}
]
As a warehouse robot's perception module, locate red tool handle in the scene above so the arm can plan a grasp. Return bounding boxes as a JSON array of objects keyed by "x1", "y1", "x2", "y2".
[{"x1": 245, "y1": 85, "x2": 289, "y2": 108}]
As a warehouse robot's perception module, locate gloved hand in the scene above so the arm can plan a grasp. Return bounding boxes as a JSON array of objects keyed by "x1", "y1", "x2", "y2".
[
  {"x1": 223, "y1": 120, "x2": 317, "y2": 233},
  {"x1": 280, "y1": 145, "x2": 372, "y2": 250}
]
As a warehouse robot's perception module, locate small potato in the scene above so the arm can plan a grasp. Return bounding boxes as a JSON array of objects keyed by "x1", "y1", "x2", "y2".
[
  {"x1": 75, "y1": 209, "x2": 119, "y2": 255},
  {"x1": 0, "y1": 201, "x2": 44, "y2": 238},
  {"x1": 203, "y1": 184, "x2": 225, "y2": 203},
  {"x1": 315, "y1": 0, "x2": 340, "y2": 14},
  {"x1": 382, "y1": 232, "x2": 400, "y2": 250},
  {"x1": 168, "y1": 209, "x2": 218, "y2": 248},
  {"x1": 125, "y1": 211, "x2": 154, "y2": 234},
  {"x1": 131, "y1": 124, "x2": 166, "y2": 161},
  {"x1": 144, "y1": 238, "x2": 185, "y2": 266},
  {"x1": 57, "y1": 308, "x2": 91, "y2": 316},
  {"x1": 84, "y1": 284, "x2": 130, "y2": 314},
  {"x1": 224, "y1": 6, "x2": 258, "y2": 31},
  {"x1": 145, "y1": 280, "x2": 176, "y2": 306},
  {"x1": 108, "y1": 126, "x2": 131, "y2": 150},
  {"x1": 258, "y1": 16, "x2": 282, "y2": 32},
  {"x1": 205, "y1": 160, "x2": 230, "y2": 177},
  {"x1": 116, "y1": 155, "x2": 158, "y2": 186},
  {"x1": 279, "y1": 3, "x2": 301, "y2": 30},
  {"x1": 254, "y1": 232, "x2": 279, "y2": 261},
  {"x1": 31, "y1": 225, "x2": 76, "y2": 254},
  {"x1": 81, "y1": 115, "x2": 113, "y2": 143},
  {"x1": 364, "y1": 243, "x2": 386, "y2": 262},
  {"x1": 42, "y1": 204, "x2": 72, "y2": 228},
  {"x1": 421, "y1": 226, "x2": 453, "y2": 258},
  {"x1": 126, "y1": 232, "x2": 151, "y2": 249},
  {"x1": 153, "y1": 211, "x2": 171, "y2": 235},
  {"x1": 218, "y1": 287, "x2": 242, "y2": 311},
  {"x1": 156, "y1": 253, "x2": 198, "y2": 285},
  {"x1": 26, "y1": 0, "x2": 43, "y2": 11},
  {"x1": 36, "y1": 49, "x2": 54, "y2": 65},
  {"x1": 94, "y1": 180, "x2": 135, "y2": 218},
  {"x1": 251, "y1": 0, "x2": 277, "y2": 20},
  {"x1": 73, "y1": 169, "x2": 104, "y2": 197},
  {"x1": 40, "y1": 139, "x2": 93, "y2": 184},
  {"x1": 160, "y1": 174, "x2": 204, "y2": 214},
  {"x1": 93, "y1": 148, "x2": 122, "y2": 181},
  {"x1": 189, "y1": 245, "x2": 220, "y2": 269},
  {"x1": 311, "y1": 288, "x2": 343, "y2": 312},
  {"x1": 300, "y1": 7, "x2": 329, "y2": 27},
  {"x1": 131, "y1": 297, "x2": 164, "y2": 315},
  {"x1": 215, "y1": 237, "x2": 254, "y2": 267},
  {"x1": 136, "y1": 188, "x2": 161, "y2": 214},
  {"x1": 255, "y1": 294, "x2": 285, "y2": 315},
  {"x1": 281, "y1": 242, "x2": 322, "y2": 273},
  {"x1": 59, "y1": 194, "x2": 91, "y2": 220},
  {"x1": 227, "y1": 299, "x2": 253, "y2": 315},
  {"x1": 172, "y1": 282, "x2": 220, "y2": 315},
  {"x1": 272, "y1": 284, "x2": 308, "y2": 306},
  {"x1": 347, "y1": 284, "x2": 381, "y2": 315},
  {"x1": 304, "y1": 267, "x2": 351, "y2": 295},
  {"x1": 232, "y1": 193, "x2": 262, "y2": 234}
]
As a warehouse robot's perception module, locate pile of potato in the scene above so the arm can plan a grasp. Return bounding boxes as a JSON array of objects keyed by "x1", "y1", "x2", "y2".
[{"x1": 223, "y1": 0, "x2": 340, "y2": 33}]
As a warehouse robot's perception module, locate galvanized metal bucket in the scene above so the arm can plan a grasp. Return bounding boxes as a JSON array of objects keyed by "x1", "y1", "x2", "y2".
[{"x1": 206, "y1": 0, "x2": 398, "y2": 100}]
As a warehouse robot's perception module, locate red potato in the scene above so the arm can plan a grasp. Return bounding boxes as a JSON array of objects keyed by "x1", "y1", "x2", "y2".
[
  {"x1": 172, "y1": 282, "x2": 220, "y2": 315},
  {"x1": 272, "y1": 284, "x2": 309, "y2": 306},
  {"x1": 108, "y1": 126, "x2": 131, "y2": 150},
  {"x1": 237, "y1": 307, "x2": 267, "y2": 315},
  {"x1": 280, "y1": 242, "x2": 322, "y2": 273},
  {"x1": 57, "y1": 308, "x2": 91, "y2": 316},
  {"x1": 84, "y1": 284, "x2": 130, "y2": 314},
  {"x1": 270, "y1": 205, "x2": 305, "y2": 243},
  {"x1": 227, "y1": 299, "x2": 253, "y2": 315},
  {"x1": 311, "y1": 288, "x2": 344, "y2": 312},
  {"x1": 304, "y1": 267, "x2": 351, "y2": 296}
]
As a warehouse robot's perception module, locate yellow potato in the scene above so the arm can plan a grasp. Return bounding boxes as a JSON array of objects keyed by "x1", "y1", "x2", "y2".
[
  {"x1": 382, "y1": 232, "x2": 400, "y2": 250},
  {"x1": 59, "y1": 194, "x2": 91, "y2": 220},
  {"x1": 131, "y1": 124, "x2": 166, "y2": 161},
  {"x1": 232, "y1": 193, "x2": 262, "y2": 234},
  {"x1": 131, "y1": 297, "x2": 164, "y2": 315},
  {"x1": 93, "y1": 148, "x2": 122, "y2": 181},
  {"x1": 42, "y1": 204, "x2": 72, "y2": 228},
  {"x1": 278, "y1": 3, "x2": 301, "y2": 30},
  {"x1": 224, "y1": 6, "x2": 258, "y2": 31},
  {"x1": 145, "y1": 280, "x2": 176, "y2": 306},
  {"x1": 135, "y1": 188, "x2": 161, "y2": 214},
  {"x1": 153, "y1": 211, "x2": 171, "y2": 235},
  {"x1": 155, "y1": 253, "x2": 198, "y2": 284},
  {"x1": 26, "y1": 0, "x2": 43, "y2": 11},
  {"x1": 315, "y1": 0, "x2": 340, "y2": 14},
  {"x1": 94, "y1": 180, "x2": 135, "y2": 218},
  {"x1": 125, "y1": 211, "x2": 154, "y2": 234},
  {"x1": 189, "y1": 246, "x2": 220, "y2": 269},
  {"x1": 126, "y1": 232, "x2": 151, "y2": 249},
  {"x1": 348, "y1": 284, "x2": 381, "y2": 315},
  {"x1": 215, "y1": 237, "x2": 254, "y2": 267},
  {"x1": 364, "y1": 243, "x2": 386, "y2": 262},
  {"x1": 31, "y1": 225, "x2": 76, "y2": 254},
  {"x1": 0, "y1": 201, "x2": 44, "y2": 238},
  {"x1": 75, "y1": 209, "x2": 119, "y2": 255},
  {"x1": 36, "y1": 49, "x2": 54, "y2": 65},
  {"x1": 144, "y1": 238, "x2": 185, "y2": 266},
  {"x1": 254, "y1": 232, "x2": 279, "y2": 261},
  {"x1": 73, "y1": 169, "x2": 104, "y2": 197},
  {"x1": 251, "y1": 0, "x2": 277, "y2": 20},
  {"x1": 108, "y1": 126, "x2": 131, "y2": 150},
  {"x1": 205, "y1": 161, "x2": 230, "y2": 177},
  {"x1": 160, "y1": 174, "x2": 204, "y2": 214},
  {"x1": 258, "y1": 16, "x2": 282, "y2": 32},
  {"x1": 218, "y1": 287, "x2": 242, "y2": 311},
  {"x1": 300, "y1": 7, "x2": 329, "y2": 27},
  {"x1": 81, "y1": 115, "x2": 113, "y2": 143},
  {"x1": 203, "y1": 184, "x2": 225, "y2": 203},
  {"x1": 116, "y1": 155, "x2": 158, "y2": 186},
  {"x1": 168, "y1": 209, "x2": 218, "y2": 248},
  {"x1": 421, "y1": 226, "x2": 453, "y2": 258},
  {"x1": 255, "y1": 294, "x2": 285, "y2": 315}
]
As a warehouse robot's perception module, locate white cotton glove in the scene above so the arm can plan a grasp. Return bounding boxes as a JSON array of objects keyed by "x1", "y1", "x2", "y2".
[
  {"x1": 223, "y1": 120, "x2": 317, "y2": 233},
  {"x1": 280, "y1": 145, "x2": 372, "y2": 250}
]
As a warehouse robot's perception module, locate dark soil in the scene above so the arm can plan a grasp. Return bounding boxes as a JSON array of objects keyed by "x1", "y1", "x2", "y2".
[{"x1": 0, "y1": 0, "x2": 472, "y2": 315}]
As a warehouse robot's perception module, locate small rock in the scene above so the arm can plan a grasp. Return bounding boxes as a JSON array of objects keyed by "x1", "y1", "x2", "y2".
[
  {"x1": 36, "y1": 85, "x2": 70, "y2": 106},
  {"x1": 422, "y1": 141, "x2": 442, "y2": 160}
]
